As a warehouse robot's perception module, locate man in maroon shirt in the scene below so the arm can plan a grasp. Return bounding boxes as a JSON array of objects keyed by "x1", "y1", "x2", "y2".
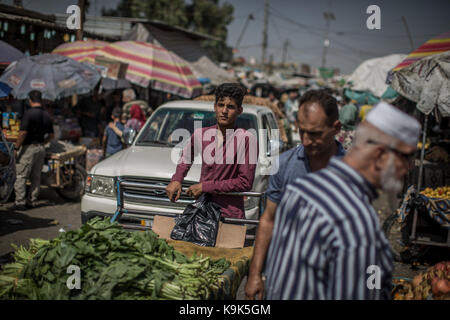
[{"x1": 165, "y1": 83, "x2": 257, "y2": 219}]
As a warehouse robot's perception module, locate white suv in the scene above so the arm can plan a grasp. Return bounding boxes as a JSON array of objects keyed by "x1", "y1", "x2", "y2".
[{"x1": 81, "y1": 100, "x2": 282, "y2": 228}]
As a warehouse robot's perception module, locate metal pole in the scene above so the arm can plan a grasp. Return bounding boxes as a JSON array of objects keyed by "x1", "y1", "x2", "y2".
[
  {"x1": 261, "y1": 0, "x2": 269, "y2": 69},
  {"x1": 411, "y1": 115, "x2": 428, "y2": 240},
  {"x1": 417, "y1": 115, "x2": 428, "y2": 192},
  {"x1": 401, "y1": 16, "x2": 415, "y2": 51},
  {"x1": 76, "y1": 0, "x2": 86, "y2": 41}
]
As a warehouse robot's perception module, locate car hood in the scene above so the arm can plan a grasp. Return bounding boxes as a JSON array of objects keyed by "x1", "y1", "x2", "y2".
[{"x1": 90, "y1": 146, "x2": 201, "y2": 182}]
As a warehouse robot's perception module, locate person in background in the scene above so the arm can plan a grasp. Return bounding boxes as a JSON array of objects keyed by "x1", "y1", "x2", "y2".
[
  {"x1": 125, "y1": 104, "x2": 146, "y2": 133},
  {"x1": 102, "y1": 107, "x2": 124, "y2": 158},
  {"x1": 245, "y1": 89, "x2": 345, "y2": 300},
  {"x1": 8, "y1": 91, "x2": 54, "y2": 211},
  {"x1": 264, "y1": 102, "x2": 420, "y2": 300},
  {"x1": 336, "y1": 96, "x2": 359, "y2": 150},
  {"x1": 284, "y1": 90, "x2": 299, "y2": 128},
  {"x1": 76, "y1": 91, "x2": 102, "y2": 137},
  {"x1": 359, "y1": 102, "x2": 373, "y2": 122}
]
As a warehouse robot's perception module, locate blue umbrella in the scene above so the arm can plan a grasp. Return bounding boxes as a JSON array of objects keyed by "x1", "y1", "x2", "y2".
[
  {"x1": 0, "y1": 53, "x2": 101, "y2": 101},
  {"x1": 0, "y1": 82, "x2": 12, "y2": 98},
  {"x1": 0, "y1": 40, "x2": 25, "y2": 66}
]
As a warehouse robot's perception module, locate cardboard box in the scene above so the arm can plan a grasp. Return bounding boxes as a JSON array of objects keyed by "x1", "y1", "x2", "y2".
[
  {"x1": 152, "y1": 216, "x2": 247, "y2": 249},
  {"x1": 94, "y1": 56, "x2": 128, "y2": 80}
]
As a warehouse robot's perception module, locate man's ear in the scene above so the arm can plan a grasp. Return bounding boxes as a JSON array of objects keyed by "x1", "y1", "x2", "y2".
[
  {"x1": 332, "y1": 120, "x2": 341, "y2": 135},
  {"x1": 238, "y1": 105, "x2": 243, "y2": 115},
  {"x1": 373, "y1": 146, "x2": 388, "y2": 172}
]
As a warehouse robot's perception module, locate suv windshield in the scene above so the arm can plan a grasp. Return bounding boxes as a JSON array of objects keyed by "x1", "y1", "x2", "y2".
[{"x1": 136, "y1": 108, "x2": 258, "y2": 146}]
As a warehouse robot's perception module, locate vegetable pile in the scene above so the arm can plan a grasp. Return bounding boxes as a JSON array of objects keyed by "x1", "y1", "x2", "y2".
[
  {"x1": 393, "y1": 261, "x2": 450, "y2": 300},
  {"x1": 0, "y1": 217, "x2": 230, "y2": 300}
]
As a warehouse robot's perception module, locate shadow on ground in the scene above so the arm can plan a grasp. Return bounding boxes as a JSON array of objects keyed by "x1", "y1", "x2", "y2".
[{"x1": 0, "y1": 209, "x2": 57, "y2": 237}]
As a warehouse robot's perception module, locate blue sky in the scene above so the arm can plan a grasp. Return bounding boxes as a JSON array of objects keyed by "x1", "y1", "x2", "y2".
[{"x1": 4, "y1": 0, "x2": 450, "y2": 74}]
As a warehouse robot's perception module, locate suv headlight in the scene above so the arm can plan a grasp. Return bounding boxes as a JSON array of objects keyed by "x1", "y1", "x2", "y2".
[{"x1": 85, "y1": 175, "x2": 115, "y2": 197}]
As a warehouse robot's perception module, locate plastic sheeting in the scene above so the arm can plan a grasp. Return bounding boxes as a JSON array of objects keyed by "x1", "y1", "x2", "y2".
[
  {"x1": 391, "y1": 51, "x2": 450, "y2": 117},
  {"x1": 347, "y1": 54, "x2": 407, "y2": 98}
]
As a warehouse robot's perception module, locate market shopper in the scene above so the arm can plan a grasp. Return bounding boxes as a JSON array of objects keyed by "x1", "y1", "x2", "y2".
[
  {"x1": 102, "y1": 107, "x2": 124, "y2": 158},
  {"x1": 284, "y1": 90, "x2": 299, "y2": 127},
  {"x1": 245, "y1": 89, "x2": 345, "y2": 300},
  {"x1": 336, "y1": 96, "x2": 358, "y2": 150},
  {"x1": 125, "y1": 104, "x2": 146, "y2": 133},
  {"x1": 8, "y1": 91, "x2": 54, "y2": 211},
  {"x1": 165, "y1": 83, "x2": 257, "y2": 220},
  {"x1": 263, "y1": 102, "x2": 421, "y2": 300}
]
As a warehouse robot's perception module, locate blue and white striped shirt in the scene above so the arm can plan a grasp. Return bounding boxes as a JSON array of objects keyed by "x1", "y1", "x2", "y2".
[{"x1": 264, "y1": 157, "x2": 393, "y2": 300}]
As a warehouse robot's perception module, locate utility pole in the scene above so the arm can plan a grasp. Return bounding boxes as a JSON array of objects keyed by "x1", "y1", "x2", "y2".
[
  {"x1": 401, "y1": 16, "x2": 415, "y2": 51},
  {"x1": 282, "y1": 39, "x2": 289, "y2": 66},
  {"x1": 321, "y1": 11, "x2": 335, "y2": 69},
  {"x1": 235, "y1": 14, "x2": 254, "y2": 50},
  {"x1": 76, "y1": 0, "x2": 86, "y2": 41},
  {"x1": 261, "y1": 0, "x2": 269, "y2": 70}
]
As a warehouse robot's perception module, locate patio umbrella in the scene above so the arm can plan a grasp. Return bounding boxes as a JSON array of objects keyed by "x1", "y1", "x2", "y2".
[
  {"x1": 390, "y1": 51, "x2": 450, "y2": 117},
  {"x1": 97, "y1": 41, "x2": 202, "y2": 98},
  {"x1": 0, "y1": 53, "x2": 101, "y2": 101},
  {"x1": 392, "y1": 31, "x2": 450, "y2": 72},
  {"x1": 52, "y1": 40, "x2": 108, "y2": 64},
  {"x1": 0, "y1": 82, "x2": 12, "y2": 98},
  {"x1": 0, "y1": 40, "x2": 25, "y2": 66}
]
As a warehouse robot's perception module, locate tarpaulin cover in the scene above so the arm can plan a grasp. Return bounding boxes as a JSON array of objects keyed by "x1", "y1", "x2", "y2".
[
  {"x1": 397, "y1": 186, "x2": 450, "y2": 229},
  {"x1": 347, "y1": 54, "x2": 406, "y2": 98},
  {"x1": 391, "y1": 51, "x2": 450, "y2": 117}
]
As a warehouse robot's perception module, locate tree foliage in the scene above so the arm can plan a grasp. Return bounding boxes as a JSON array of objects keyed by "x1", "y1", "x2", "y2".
[{"x1": 101, "y1": 0, "x2": 234, "y2": 62}]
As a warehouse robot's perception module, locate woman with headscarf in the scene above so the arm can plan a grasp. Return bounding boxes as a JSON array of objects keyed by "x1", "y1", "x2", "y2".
[{"x1": 125, "y1": 104, "x2": 146, "y2": 133}]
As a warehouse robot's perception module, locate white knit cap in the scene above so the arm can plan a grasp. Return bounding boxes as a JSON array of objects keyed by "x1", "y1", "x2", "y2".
[{"x1": 365, "y1": 102, "x2": 421, "y2": 147}]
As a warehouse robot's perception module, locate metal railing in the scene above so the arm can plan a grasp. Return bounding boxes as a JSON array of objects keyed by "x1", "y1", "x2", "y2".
[{"x1": 111, "y1": 178, "x2": 265, "y2": 240}]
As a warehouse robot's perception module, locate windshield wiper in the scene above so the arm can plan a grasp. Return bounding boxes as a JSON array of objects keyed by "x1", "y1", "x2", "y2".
[{"x1": 136, "y1": 140, "x2": 175, "y2": 147}]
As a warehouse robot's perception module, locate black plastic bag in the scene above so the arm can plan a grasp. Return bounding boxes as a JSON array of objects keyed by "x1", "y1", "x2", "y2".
[{"x1": 170, "y1": 194, "x2": 222, "y2": 247}]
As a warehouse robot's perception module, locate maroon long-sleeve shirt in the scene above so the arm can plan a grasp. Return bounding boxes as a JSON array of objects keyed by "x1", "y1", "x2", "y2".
[{"x1": 171, "y1": 125, "x2": 258, "y2": 219}]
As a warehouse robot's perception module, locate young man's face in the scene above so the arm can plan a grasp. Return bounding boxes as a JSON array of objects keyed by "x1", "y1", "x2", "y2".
[
  {"x1": 297, "y1": 102, "x2": 340, "y2": 157},
  {"x1": 214, "y1": 97, "x2": 242, "y2": 128}
]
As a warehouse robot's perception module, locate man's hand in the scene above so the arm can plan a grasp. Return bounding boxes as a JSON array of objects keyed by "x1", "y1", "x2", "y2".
[
  {"x1": 186, "y1": 183, "x2": 202, "y2": 199},
  {"x1": 245, "y1": 273, "x2": 265, "y2": 300},
  {"x1": 166, "y1": 181, "x2": 182, "y2": 202}
]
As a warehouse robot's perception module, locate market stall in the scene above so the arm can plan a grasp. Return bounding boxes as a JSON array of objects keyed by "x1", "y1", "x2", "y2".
[{"x1": 382, "y1": 50, "x2": 450, "y2": 263}]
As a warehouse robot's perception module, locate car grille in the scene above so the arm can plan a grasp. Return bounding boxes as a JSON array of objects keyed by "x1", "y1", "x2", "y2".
[{"x1": 120, "y1": 177, "x2": 195, "y2": 206}]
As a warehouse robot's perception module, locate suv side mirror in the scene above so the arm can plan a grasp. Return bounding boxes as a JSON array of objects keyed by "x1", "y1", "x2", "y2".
[{"x1": 122, "y1": 128, "x2": 136, "y2": 145}]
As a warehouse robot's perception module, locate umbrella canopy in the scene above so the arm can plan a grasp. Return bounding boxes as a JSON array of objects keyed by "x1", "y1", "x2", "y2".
[
  {"x1": 0, "y1": 53, "x2": 101, "y2": 101},
  {"x1": 0, "y1": 40, "x2": 25, "y2": 66},
  {"x1": 97, "y1": 41, "x2": 202, "y2": 98},
  {"x1": 52, "y1": 40, "x2": 108, "y2": 64},
  {"x1": 0, "y1": 82, "x2": 12, "y2": 98},
  {"x1": 392, "y1": 31, "x2": 450, "y2": 72},
  {"x1": 390, "y1": 51, "x2": 450, "y2": 117}
]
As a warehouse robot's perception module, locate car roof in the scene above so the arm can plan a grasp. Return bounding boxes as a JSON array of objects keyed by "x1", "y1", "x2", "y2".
[{"x1": 157, "y1": 100, "x2": 271, "y2": 115}]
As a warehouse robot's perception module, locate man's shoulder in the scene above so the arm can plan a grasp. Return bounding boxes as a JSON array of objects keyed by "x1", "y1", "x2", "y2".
[{"x1": 279, "y1": 145, "x2": 303, "y2": 164}]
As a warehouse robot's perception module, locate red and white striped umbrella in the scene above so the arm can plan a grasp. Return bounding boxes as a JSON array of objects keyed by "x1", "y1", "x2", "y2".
[
  {"x1": 97, "y1": 41, "x2": 202, "y2": 98},
  {"x1": 52, "y1": 40, "x2": 109, "y2": 64}
]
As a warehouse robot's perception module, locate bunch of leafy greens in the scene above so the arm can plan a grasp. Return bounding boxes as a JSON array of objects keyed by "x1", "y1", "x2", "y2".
[{"x1": 0, "y1": 217, "x2": 230, "y2": 300}]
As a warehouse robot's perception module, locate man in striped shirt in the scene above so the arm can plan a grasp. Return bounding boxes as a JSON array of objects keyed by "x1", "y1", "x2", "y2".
[{"x1": 264, "y1": 102, "x2": 421, "y2": 300}]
